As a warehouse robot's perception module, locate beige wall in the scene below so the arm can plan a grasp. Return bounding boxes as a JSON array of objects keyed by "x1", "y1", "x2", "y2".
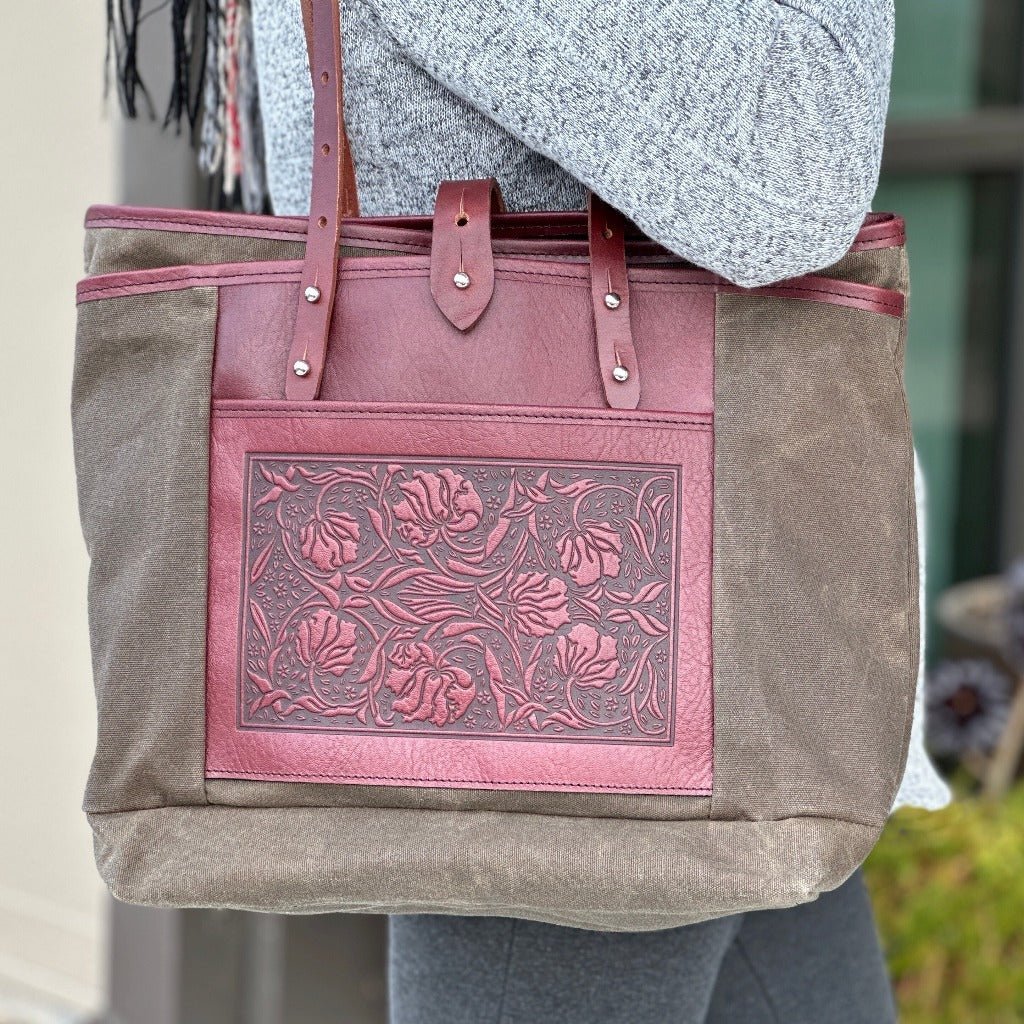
[{"x1": 0, "y1": 4, "x2": 118, "y2": 1016}]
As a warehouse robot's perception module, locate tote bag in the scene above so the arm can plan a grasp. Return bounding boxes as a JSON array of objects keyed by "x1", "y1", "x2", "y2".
[{"x1": 72, "y1": 0, "x2": 917, "y2": 929}]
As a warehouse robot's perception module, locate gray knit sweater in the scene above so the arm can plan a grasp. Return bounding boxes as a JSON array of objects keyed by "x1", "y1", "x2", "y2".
[
  {"x1": 250, "y1": 0, "x2": 950, "y2": 810},
  {"x1": 252, "y1": 0, "x2": 897, "y2": 287}
]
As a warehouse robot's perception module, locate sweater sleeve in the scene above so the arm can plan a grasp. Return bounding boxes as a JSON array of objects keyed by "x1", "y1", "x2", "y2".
[{"x1": 363, "y1": 0, "x2": 894, "y2": 287}]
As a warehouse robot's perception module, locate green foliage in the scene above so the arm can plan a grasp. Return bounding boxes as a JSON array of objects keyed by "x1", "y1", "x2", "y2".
[{"x1": 864, "y1": 785, "x2": 1024, "y2": 1023}]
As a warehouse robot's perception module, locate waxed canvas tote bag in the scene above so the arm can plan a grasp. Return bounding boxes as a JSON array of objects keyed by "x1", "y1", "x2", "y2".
[{"x1": 73, "y1": 0, "x2": 918, "y2": 929}]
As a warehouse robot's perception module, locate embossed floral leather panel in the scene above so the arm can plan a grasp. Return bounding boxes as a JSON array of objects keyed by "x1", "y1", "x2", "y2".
[{"x1": 207, "y1": 402, "x2": 713, "y2": 795}]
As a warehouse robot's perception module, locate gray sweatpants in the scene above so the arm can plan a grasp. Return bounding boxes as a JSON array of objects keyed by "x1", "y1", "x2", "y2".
[{"x1": 388, "y1": 870, "x2": 896, "y2": 1024}]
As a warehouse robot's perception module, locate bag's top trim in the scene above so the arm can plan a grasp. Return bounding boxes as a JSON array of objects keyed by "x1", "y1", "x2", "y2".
[
  {"x1": 77, "y1": 257, "x2": 905, "y2": 319},
  {"x1": 83, "y1": 205, "x2": 906, "y2": 257}
]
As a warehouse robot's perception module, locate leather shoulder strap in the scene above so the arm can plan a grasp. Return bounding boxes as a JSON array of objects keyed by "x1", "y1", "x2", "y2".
[
  {"x1": 286, "y1": 0, "x2": 359, "y2": 399},
  {"x1": 300, "y1": 0, "x2": 359, "y2": 218}
]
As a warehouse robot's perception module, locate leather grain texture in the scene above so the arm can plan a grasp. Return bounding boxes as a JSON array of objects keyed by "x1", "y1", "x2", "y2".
[
  {"x1": 208, "y1": 259, "x2": 718, "y2": 411},
  {"x1": 206, "y1": 404, "x2": 714, "y2": 795}
]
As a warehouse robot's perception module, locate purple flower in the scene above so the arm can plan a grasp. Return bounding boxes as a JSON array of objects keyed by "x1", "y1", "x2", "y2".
[
  {"x1": 558, "y1": 524, "x2": 622, "y2": 587},
  {"x1": 508, "y1": 573, "x2": 570, "y2": 638},
  {"x1": 555, "y1": 624, "x2": 620, "y2": 689},
  {"x1": 926, "y1": 659, "x2": 1013, "y2": 757}
]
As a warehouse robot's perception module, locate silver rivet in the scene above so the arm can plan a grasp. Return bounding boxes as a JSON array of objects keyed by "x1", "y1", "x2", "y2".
[
  {"x1": 612, "y1": 366, "x2": 630, "y2": 383},
  {"x1": 304, "y1": 285, "x2": 322, "y2": 303},
  {"x1": 453, "y1": 271, "x2": 471, "y2": 290},
  {"x1": 293, "y1": 359, "x2": 311, "y2": 377},
  {"x1": 604, "y1": 292, "x2": 622, "y2": 310}
]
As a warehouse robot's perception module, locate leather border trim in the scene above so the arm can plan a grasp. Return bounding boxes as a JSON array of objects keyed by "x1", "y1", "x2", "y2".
[
  {"x1": 79, "y1": 259, "x2": 904, "y2": 318},
  {"x1": 84, "y1": 206, "x2": 906, "y2": 254},
  {"x1": 211, "y1": 399, "x2": 713, "y2": 429}
]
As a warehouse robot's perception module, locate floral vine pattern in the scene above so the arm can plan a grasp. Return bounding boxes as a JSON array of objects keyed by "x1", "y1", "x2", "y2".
[{"x1": 239, "y1": 456, "x2": 680, "y2": 743}]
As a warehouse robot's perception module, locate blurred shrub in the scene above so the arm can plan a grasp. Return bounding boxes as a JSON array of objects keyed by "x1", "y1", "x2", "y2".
[{"x1": 865, "y1": 785, "x2": 1024, "y2": 1023}]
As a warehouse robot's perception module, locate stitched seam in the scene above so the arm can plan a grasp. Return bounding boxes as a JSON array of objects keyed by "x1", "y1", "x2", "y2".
[
  {"x1": 205, "y1": 767, "x2": 711, "y2": 791},
  {"x1": 88, "y1": 218, "x2": 432, "y2": 250},
  {"x1": 86, "y1": 217, "x2": 905, "y2": 252},
  {"x1": 78, "y1": 267, "x2": 301, "y2": 300},
  {"x1": 78, "y1": 257, "x2": 903, "y2": 316},
  {"x1": 77, "y1": 265, "x2": 439, "y2": 300},
  {"x1": 214, "y1": 406, "x2": 712, "y2": 429},
  {"x1": 497, "y1": 267, "x2": 902, "y2": 305},
  {"x1": 78, "y1": 268, "x2": 902, "y2": 314},
  {"x1": 727, "y1": 283, "x2": 899, "y2": 309},
  {"x1": 87, "y1": 222, "x2": 309, "y2": 241},
  {"x1": 87, "y1": 804, "x2": 878, "y2": 828},
  {"x1": 762, "y1": 291, "x2": 901, "y2": 314},
  {"x1": 201, "y1": 797, "x2": 712, "y2": 822},
  {"x1": 85, "y1": 219, "x2": 293, "y2": 233},
  {"x1": 88, "y1": 217, "x2": 308, "y2": 239}
]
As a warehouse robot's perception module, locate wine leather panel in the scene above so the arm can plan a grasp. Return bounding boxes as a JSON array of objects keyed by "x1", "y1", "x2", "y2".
[
  {"x1": 210, "y1": 260, "x2": 717, "y2": 414},
  {"x1": 207, "y1": 403, "x2": 714, "y2": 795}
]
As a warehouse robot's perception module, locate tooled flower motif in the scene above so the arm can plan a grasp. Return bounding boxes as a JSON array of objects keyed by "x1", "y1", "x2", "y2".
[
  {"x1": 295, "y1": 609, "x2": 358, "y2": 676},
  {"x1": 385, "y1": 641, "x2": 476, "y2": 727},
  {"x1": 555, "y1": 624, "x2": 620, "y2": 689},
  {"x1": 392, "y1": 470, "x2": 483, "y2": 546},
  {"x1": 508, "y1": 572, "x2": 570, "y2": 638},
  {"x1": 299, "y1": 510, "x2": 360, "y2": 572},
  {"x1": 558, "y1": 524, "x2": 623, "y2": 586}
]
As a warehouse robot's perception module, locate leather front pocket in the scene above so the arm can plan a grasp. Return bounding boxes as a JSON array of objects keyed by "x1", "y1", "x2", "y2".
[{"x1": 206, "y1": 401, "x2": 714, "y2": 796}]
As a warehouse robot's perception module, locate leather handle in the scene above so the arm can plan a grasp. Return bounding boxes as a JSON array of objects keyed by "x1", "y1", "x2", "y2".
[
  {"x1": 285, "y1": 2, "x2": 642, "y2": 409},
  {"x1": 285, "y1": 0, "x2": 358, "y2": 400},
  {"x1": 299, "y1": 0, "x2": 359, "y2": 218},
  {"x1": 428, "y1": 182, "x2": 641, "y2": 405}
]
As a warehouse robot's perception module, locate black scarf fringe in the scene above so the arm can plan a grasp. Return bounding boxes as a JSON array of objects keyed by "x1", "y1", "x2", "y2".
[
  {"x1": 106, "y1": 0, "x2": 206, "y2": 135},
  {"x1": 106, "y1": 0, "x2": 154, "y2": 120},
  {"x1": 164, "y1": 0, "x2": 206, "y2": 135},
  {"x1": 105, "y1": 0, "x2": 268, "y2": 213}
]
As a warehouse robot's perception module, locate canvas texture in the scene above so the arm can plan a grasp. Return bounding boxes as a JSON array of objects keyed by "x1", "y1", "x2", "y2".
[{"x1": 73, "y1": 218, "x2": 917, "y2": 929}]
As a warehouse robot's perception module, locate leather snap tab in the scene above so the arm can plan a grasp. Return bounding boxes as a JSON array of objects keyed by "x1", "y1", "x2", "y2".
[{"x1": 429, "y1": 179, "x2": 506, "y2": 332}]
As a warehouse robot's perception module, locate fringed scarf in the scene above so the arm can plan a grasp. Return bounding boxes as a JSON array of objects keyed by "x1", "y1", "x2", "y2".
[{"x1": 107, "y1": 0, "x2": 268, "y2": 213}]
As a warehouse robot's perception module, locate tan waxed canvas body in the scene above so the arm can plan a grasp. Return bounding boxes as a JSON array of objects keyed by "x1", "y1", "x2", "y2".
[{"x1": 73, "y1": 208, "x2": 917, "y2": 929}]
